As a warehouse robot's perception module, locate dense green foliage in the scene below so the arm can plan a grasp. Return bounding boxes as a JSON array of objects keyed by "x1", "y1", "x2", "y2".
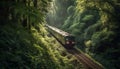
[
  {"x1": 46, "y1": 0, "x2": 75, "y2": 27},
  {"x1": 49, "y1": 0, "x2": 120, "y2": 69},
  {"x1": 0, "y1": 0, "x2": 84, "y2": 69}
]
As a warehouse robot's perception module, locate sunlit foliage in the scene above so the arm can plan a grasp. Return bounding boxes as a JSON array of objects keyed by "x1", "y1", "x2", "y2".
[
  {"x1": 46, "y1": 0, "x2": 75, "y2": 27},
  {"x1": 61, "y1": 0, "x2": 120, "y2": 69},
  {"x1": 0, "y1": 0, "x2": 84, "y2": 69}
]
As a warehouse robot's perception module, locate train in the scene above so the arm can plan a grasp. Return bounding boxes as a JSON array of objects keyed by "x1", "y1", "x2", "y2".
[{"x1": 45, "y1": 24, "x2": 75, "y2": 48}]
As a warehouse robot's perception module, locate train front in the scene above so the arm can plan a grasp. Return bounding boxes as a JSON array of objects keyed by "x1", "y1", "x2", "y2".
[{"x1": 65, "y1": 36, "x2": 75, "y2": 48}]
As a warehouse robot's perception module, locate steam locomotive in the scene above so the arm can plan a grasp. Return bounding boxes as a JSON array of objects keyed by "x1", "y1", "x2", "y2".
[{"x1": 45, "y1": 24, "x2": 75, "y2": 48}]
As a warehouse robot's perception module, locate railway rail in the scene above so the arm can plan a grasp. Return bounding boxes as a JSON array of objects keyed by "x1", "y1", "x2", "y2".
[{"x1": 67, "y1": 48, "x2": 104, "y2": 69}]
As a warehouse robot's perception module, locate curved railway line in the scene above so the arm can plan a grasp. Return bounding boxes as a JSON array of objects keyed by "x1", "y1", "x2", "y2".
[
  {"x1": 67, "y1": 48, "x2": 104, "y2": 69},
  {"x1": 45, "y1": 24, "x2": 104, "y2": 69}
]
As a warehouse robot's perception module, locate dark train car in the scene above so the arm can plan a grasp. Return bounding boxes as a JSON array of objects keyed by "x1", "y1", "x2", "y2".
[{"x1": 45, "y1": 24, "x2": 75, "y2": 48}]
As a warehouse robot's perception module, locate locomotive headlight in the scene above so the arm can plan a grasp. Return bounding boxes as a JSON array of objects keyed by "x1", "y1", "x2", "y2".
[
  {"x1": 72, "y1": 41, "x2": 75, "y2": 44},
  {"x1": 66, "y1": 41, "x2": 69, "y2": 44}
]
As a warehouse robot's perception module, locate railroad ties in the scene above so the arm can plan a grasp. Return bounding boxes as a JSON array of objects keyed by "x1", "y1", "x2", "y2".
[{"x1": 67, "y1": 48, "x2": 105, "y2": 69}]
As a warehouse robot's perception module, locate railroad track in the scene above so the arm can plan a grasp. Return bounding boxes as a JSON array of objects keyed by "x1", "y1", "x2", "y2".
[
  {"x1": 67, "y1": 48, "x2": 104, "y2": 69},
  {"x1": 45, "y1": 25, "x2": 104, "y2": 69}
]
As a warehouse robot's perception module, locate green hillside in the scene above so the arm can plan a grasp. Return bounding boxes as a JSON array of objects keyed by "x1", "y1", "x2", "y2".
[
  {"x1": 0, "y1": 0, "x2": 84, "y2": 69},
  {"x1": 47, "y1": 0, "x2": 120, "y2": 69}
]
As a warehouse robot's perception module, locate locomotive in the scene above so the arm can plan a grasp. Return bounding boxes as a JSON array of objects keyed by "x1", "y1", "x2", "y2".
[{"x1": 45, "y1": 24, "x2": 75, "y2": 48}]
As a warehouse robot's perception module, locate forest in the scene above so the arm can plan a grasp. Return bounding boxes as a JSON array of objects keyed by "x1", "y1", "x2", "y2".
[
  {"x1": 0, "y1": 0, "x2": 120, "y2": 69},
  {"x1": 47, "y1": 0, "x2": 120, "y2": 69}
]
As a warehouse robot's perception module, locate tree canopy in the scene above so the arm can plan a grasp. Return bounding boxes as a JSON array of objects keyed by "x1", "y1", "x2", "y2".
[{"x1": 47, "y1": 0, "x2": 120, "y2": 69}]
